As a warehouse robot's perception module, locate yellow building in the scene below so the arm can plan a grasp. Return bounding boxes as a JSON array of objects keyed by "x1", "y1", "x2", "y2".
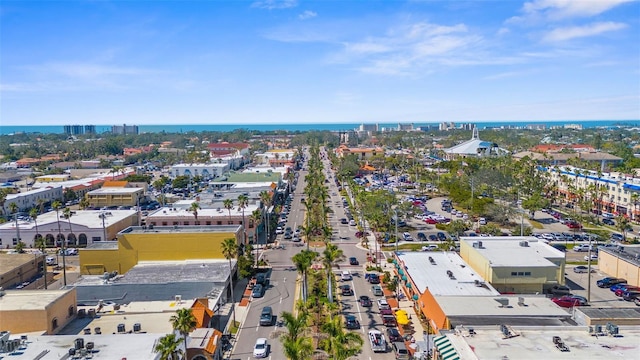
[
  {"x1": 598, "y1": 246, "x2": 640, "y2": 287},
  {"x1": 0, "y1": 289, "x2": 77, "y2": 334},
  {"x1": 79, "y1": 225, "x2": 242, "y2": 275},
  {"x1": 85, "y1": 187, "x2": 144, "y2": 208},
  {"x1": 459, "y1": 236, "x2": 566, "y2": 294},
  {"x1": 35, "y1": 174, "x2": 71, "y2": 182}
]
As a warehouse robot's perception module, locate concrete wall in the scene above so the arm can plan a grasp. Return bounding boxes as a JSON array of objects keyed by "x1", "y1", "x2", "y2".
[{"x1": 0, "y1": 289, "x2": 76, "y2": 334}]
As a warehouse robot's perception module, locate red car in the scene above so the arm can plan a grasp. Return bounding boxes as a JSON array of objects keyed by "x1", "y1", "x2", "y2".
[
  {"x1": 566, "y1": 221, "x2": 582, "y2": 229},
  {"x1": 552, "y1": 296, "x2": 587, "y2": 308},
  {"x1": 424, "y1": 218, "x2": 438, "y2": 224},
  {"x1": 615, "y1": 287, "x2": 640, "y2": 297}
]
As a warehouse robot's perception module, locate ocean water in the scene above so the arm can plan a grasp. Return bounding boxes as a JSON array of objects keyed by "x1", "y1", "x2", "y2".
[{"x1": 1, "y1": 120, "x2": 638, "y2": 135}]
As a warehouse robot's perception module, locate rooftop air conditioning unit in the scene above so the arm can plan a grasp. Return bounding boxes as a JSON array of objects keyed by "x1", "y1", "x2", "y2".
[{"x1": 519, "y1": 241, "x2": 529, "y2": 247}]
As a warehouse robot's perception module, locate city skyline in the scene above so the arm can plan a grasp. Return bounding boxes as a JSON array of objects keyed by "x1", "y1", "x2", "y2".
[{"x1": 1, "y1": 0, "x2": 639, "y2": 126}]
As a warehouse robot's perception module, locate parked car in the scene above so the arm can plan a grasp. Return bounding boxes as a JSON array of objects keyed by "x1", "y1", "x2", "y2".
[
  {"x1": 253, "y1": 338, "x2": 269, "y2": 358},
  {"x1": 382, "y1": 315, "x2": 397, "y2": 327},
  {"x1": 552, "y1": 244, "x2": 567, "y2": 252},
  {"x1": 377, "y1": 298, "x2": 390, "y2": 310},
  {"x1": 340, "y1": 218, "x2": 348, "y2": 224},
  {"x1": 584, "y1": 254, "x2": 598, "y2": 261},
  {"x1": 428, "y1": 234, "x2": 438, "y2": 241},
  {"x1": 359, "y1": 295, "x2": 373, "y2": 307},
  {"x1": 597, "y1": 277, "x2": 627, "y2": 288},
  {"x1": 386, "y1": 328, "x2": 402, "y2": 342},
  {"x1": 368, "y1": 274, "x2": 380, "y2": 284},
  {"x1": 566, "y1": 221, "x2": 582, "y2": 229},
  {"x1": 402, "y1": 232, "x2": 413, "y2": 241},
  {"x1": 478, "y1": 217, "x2": 487, "y2": 225},
  {"x1": 611, "y1": 233, "x2": 624, "y2": 242},
  {"x1": 344, "y1": 315, "x2": 360, "y2": 329},
  {"x1": 548, "y1": 284, "x2": 571, "y2": 296},
  {"x1": 573, "y1": 265, "x2": 594, "y2": 273},
  {"x1": 349, "y1": 219, "x2": 357, "y2": 226},
  {"x1": 615, "y1": 287, "x2": 640, "y2": 297},
  {"x1": 611, "y1": 284, "x2": 640, "y2": 293},
  {"x1": 603, "y1": 218, "x2": 615, "y2": 226},
  {"x1": 372, "y1": 285, "x2": 384, "y2": 296},
  {"x1": 573, "y1": 244, "x2": 592, "y2": 252},
  {"x1": 622, "y1": 291, "x2": 640, "y2": 302},
  {"x1": 417, "y1": 232, "x2": 427, "y2": 241},
  {"x1": 436, "y1": 232, "x2": 447, "y2": 241},
  {"x1": 252, "y1": 284, "x2": 265, "y2": 298},
  {"x1": 552, "y1": 296, "x2": 587, "y2": 308}
]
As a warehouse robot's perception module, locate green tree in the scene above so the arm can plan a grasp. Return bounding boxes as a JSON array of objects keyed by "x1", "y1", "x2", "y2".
[
  {"x1": 237, "y1": 194, "x2": 249, "y2": 246},
  {"x1": 189, "y1": 202, "x2": 200, "y2": 221},
  {"x1": 615, "y1": 215, "x2": 632, "y2": 242},
  {"x1": 319, "y1": 316, "x2": 363, "y2": 360},
  {"x1": 170, "y1": 308, "x2": 196, "y2": 353},
  {"x1": 35, "y1": 231, "x2": 47, "y2": 289},
  {"x1": 63, "y1": 207, "x2": 75, "y2": 246},
  {"x1": 153, "y1": 333, "x2": 183, "y2": 360},
  {"x1": 280, "y1": 310, "x2": 313, "y2": 360},
  {"x1": 221, "y1": 237, "x2": 238, "y2": 325},
  {"x1": 15, "y1": 241, "x2": 26, "y2": 253},
  {"x1": 223, "y1": 199, "x2": 234, "y2": 224},
  {"x1": 322, "y1": 243, "x2": 343, "y2": 303},
  {"x1": 52, "y1": 200, "x2": 67, "y2": 286},
  {"x1": 292, "y1": 250, "x2": 317, "y2": 302}
]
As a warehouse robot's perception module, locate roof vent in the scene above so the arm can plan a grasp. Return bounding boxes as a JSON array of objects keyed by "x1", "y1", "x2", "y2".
[
  {"x1": 429, "y1": 257, "x2": 436, "y2": 265},
  {"x1": 495, "y1": 298, "x2": 510, "y2": 307},
  {"x1": 519, "y1": 241, "x2": 529, "y2": 247},
  {"x1": 446, "y1": 270, "x2": 455, "y2": 280}
]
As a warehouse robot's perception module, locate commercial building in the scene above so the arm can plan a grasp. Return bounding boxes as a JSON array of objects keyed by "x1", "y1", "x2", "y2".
[
  {"x1": 0, "y1": 253, "x2": 45, "y2": 290},
  {"x1": 432, "y1": 325, "x2": 640, "y2": 360},
  {"x1": 442, "y1": 127, "x2": 502, "y2": 160},
  {"x1": 63, "y1": 125, "x2": 84, "y2": 135},
  {"x1": 111, "y1": 124, "x2": 139, "y2": 135},
  {"x1": 459, "y1": 236, "x2": 566, "y2": 294},
  {"x1": 0, "y1": 209, "x2": 138, "y2": 248},
  {"x1": 2, "y1": 186, "x2": 63, "y2": 214},
  {"x1": 392, "y1": 252, "x2": 569, "y2": 333},
  {"x1": 0, "y1": 289, "x2": 77, "y2": 335},
  {"x1": 540, "y1": 165, "x2": 640, "y2": 221},
  {"x1": 169, "y1": 163, "x2": 230, "y2": 179},
  {"x1": 335, "y1": 145, "x2": 384, "y2": 160},
  {"x1": 79, "y1": 225, "x2": 242, "y2": 275},
  {"x1": 146, "y1": 206, "x2": 260, "y2": 243},
  {"x1": 85, "y1": 186, "x2": 145, "y2": 208},
  {"x1": 597, "y1": 245, "x2": 640, "y2": 287}
]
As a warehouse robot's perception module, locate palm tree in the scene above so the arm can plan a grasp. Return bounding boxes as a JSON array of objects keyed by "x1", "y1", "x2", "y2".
[
  {"x1": 154, "y1": 333, "x2": 183, "y2": 360},
  {"x1": 615, "y1": 215, "x2": 632, "y2": 242},
  {"x1": 250, "y1": 209, "x2": 263, "y2": 268},
  {"x1": 280, "y1": 310, "x2": 313, "y2": 360},
  {"x1": 221, "y1": 237, "x2": 238, "y2": 325},
  {"x1": 292, "y1": 250, "x2": 317, "y2": 302},
  {"x1": 79, "y1": 197, "x2": 90, "y2": 210},
  {"x1": 319, "y1": 316, "x2": 363, "y2": 360},
  {"x1": 189, "y1": 202, "x2": 200, "y2": 223},
  {"x1": 8, "y1": 202, "x2": 21, "y2": 245},
  {"x1": 52, "y1": 200, "x2": 67, "y2": 287},
  {"x1": 30, "y1": 208, "x2": 41, "y2": 241},
  {"x1": 322, "y1": 243, "x2": 343, "y2": 303},
  {"x1": 259, "y1": 190, "x2": 272, "y2": 243},
  {"x1": 170, "y1": 307, "x2": 196, "y2": 354},
  {"x1": 237, "y1": 194, "x2": 249, "y2": 246},
  {"x1": 223, "y1": 198, "x2": 234, "y2": 224},
  {"x1": 63, "y1": 207, "x2": 75, "y2": 247},
  {"x1": 0, "y1": 188, "x2": 8, "y2": 216},
  {"x1": 35, "y1": 234, "x2": 47, "y2": 289}
]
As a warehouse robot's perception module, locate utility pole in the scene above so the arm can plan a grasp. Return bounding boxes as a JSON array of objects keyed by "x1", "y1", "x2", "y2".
[{"x1": 394, "y1": 208, "x2": 399, "y2": 253}]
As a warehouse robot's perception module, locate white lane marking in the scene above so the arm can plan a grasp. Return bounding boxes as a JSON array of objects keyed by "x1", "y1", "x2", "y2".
[{"x1": 352, "y1": 279, "x2": 363, "y2": 322}]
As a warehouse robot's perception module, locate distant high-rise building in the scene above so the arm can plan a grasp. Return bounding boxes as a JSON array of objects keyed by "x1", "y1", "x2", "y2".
[
  {"x1": 63, "y1": 124, "x2": 84, "y2": 135},
  {"x1": 111, "y1": 124, "x2": 139, "y2": 135},
  {"x1": 84, "y1": 125, "x2": 96, "y2": 134}
]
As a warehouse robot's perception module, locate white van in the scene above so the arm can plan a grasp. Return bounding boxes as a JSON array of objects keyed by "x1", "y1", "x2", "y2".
[{"x1": 341, "y1": 270, "x2": 352, "y2": 281}]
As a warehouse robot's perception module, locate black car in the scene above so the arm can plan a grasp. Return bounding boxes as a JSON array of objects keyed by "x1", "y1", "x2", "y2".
[
  {"x1": 437, "y1": 232, "x2": 447, "y2": 241},
  {"x1": 359, "y1": 295, "x2": 372, "y2": 307},
  {"x1": 344, "y1": 315, "x2": 360, "y2": 329},
  {"x1": 349, "y1": 257, "x2": 359, "y2": 265},
  {"x1": 340, "y1": 284, "x2": 353, "y2": 296},
  {"x1": 386, "y1": 328, "x2": 402, "y2": 342},
  {"x1": 367, "y1": 274, "x2": 380, "y2": 284},
  {"x1": 417, "y1": 232, "x2": 427, "y2": 241},
  {"x1": 428, "y1": 234, "x2": 438, "y2": 241},
  {"x1": 597, "y1": 277, "x2": 627, "y2": 288},
  {"x1": 340, "y1": 218, "x2": 349, "y2": 224},
  {"x1": 284, "y1": 232, "x2": 293, "y2": 239},
  {"x1": 603, "y1": 218, "x2": 615, "y2": 226}
]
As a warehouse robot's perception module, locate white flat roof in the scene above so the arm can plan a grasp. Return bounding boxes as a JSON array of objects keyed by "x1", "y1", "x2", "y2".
[
  {"x1": 147, "y1": 204, "x2": 259, "y2": 219},
  {"x1": 171, "y1": 163, "x2": 228, "y2": 168},
  {"x1": 5, "y1": 186, "x2": 61, "y2": 200},
  {"x1": 445, "y1": 325, "x2": 640, "y2": 359},
  {"x1": 397, "y1": 252, "x2": 500, "y2": 296},
  {"x1": 0, "y1": 289, "x2": 73, "y2": 311},
  {"x1": 461, "y1": 236, "x2": 564, "y2": 267},
  {"x1": 0, "y1": 333, "x2": 162, "y2": 359},
  {"x1": 436, "y1": 295, "x2": 570, "y2": 318},
  {"x1": 87, "y1": 187, "x2": 143, "y2": 194},
  {"x1": 0, "y1": 210, "x2": 137, "y2": 231}
]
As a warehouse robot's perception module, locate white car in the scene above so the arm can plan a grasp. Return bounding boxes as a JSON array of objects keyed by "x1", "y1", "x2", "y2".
[
  {"x1": 584, "y1": 254, "x2": 598, "y2": 261},
  {"x1": 253, "y1": 338, "x2": 268, "y2": 358},
  {"x1": 478, "y1": 217, "x2": 487, "y2": 225},
  {"x1": 276, "y1": 227, "x2": 284, "y2": 234}
]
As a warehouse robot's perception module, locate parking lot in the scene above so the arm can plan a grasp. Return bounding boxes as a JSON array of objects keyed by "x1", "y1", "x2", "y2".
[{"x1": 564, "y1": 265, "x2": 637, "y2": 308}]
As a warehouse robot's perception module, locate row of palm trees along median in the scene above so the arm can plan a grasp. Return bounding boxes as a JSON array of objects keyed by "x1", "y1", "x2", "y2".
[{"x1": 282, "y1": 144, "x2": 363, "y2": 360}]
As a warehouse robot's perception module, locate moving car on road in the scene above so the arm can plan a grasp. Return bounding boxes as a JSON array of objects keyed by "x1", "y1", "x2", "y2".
[
  {"x1": 344, "y1": 315, "x2": 360, "y2": 330},
  {"x1": 253, "y1": 338, "x2": 268, "y2": 358}
]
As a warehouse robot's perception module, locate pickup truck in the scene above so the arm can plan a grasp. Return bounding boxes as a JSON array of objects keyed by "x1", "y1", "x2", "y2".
[{"x1": 368, "y1": 330, "x2": 386, "y2": 353}]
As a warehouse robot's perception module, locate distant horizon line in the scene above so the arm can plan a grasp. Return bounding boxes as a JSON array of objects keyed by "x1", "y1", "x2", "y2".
[{"x1": 4, "y1": 119, "x2": 640, "y2": 126}]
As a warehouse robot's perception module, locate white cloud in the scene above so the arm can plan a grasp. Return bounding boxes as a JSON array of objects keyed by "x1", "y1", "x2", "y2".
[
  {"x1": 542, "y1": 21, "x2": 627, "y2": 42},
  {"x1": 523, "y1": 0, "x2": 633, "y2": 20},
  {"x1": 298, "y1": 10, "x2": 317, "y2": 20},
  {"x1": 251, "y1": 0, "x2": 297, "y2": 10}
]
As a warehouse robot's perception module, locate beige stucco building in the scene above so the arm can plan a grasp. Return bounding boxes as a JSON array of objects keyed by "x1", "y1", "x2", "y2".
[
  {"x1": 0, "y1": 253, "x2": 45, "y2": 290},
  {"x1": 597, "y1": 245, "x2": 640, "y2": 287},
  {"x1": 0, "y1": 289, "x2": 77, "y2": 334},
  {"x1": 459, "y1": 236, "x2": 566, "y2": 294}
]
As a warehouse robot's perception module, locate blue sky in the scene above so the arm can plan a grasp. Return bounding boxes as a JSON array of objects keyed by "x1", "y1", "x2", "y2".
[{"x1": 1, "y1": 0, "x2": 639, "y2": 125}]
